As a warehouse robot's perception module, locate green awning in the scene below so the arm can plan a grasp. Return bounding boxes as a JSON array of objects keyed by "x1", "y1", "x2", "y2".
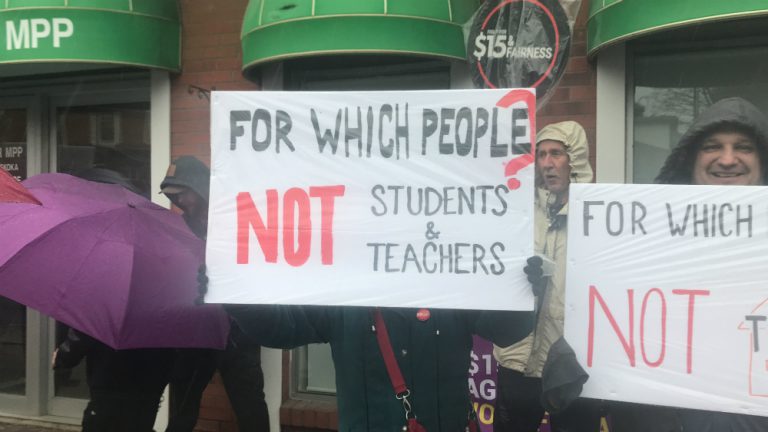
[
  {"x1": 241, "y1": 0, "x2": 480, "y2": 75},
  {"x1": 588, "y1": 0, "x2": 768, "y2": 56},
  {"x1": 0, "y1": 0, "x2": 180, "y2": 72}
]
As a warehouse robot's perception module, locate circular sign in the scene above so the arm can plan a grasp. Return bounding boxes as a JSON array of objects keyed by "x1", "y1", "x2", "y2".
[{"x1": 467, "y1": 0, "x2": 571, "y2": 102}]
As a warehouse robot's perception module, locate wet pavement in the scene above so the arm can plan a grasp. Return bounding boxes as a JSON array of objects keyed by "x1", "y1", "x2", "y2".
[{"x1": 0, "y1": 422, "x2": 77, "y2": 432}]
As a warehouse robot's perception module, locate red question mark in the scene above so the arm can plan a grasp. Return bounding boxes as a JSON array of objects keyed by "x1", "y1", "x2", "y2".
[{"x1": 497, "y1": 90, "x2": 536, "y2": 190}]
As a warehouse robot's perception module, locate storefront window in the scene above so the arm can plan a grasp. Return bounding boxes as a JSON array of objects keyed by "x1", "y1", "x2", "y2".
[
  {"x1": 56, "y1": 102, "x2": 151, "y2": 196},
  {"x1": 52, "y1": 101, "x2": 151, "y2": 400},
  {"x1": 0, "y1": 298, "x2": 26, "y2": 396},
  {"x1": 0, "y1": 74, "x2": 153, "y2": 419},
  {"x1": 632, "y1": 44, "x2": 768, "y2": 183},
  {"x1": 0, "y1": 108, "x2": 27, "y2": 180}
]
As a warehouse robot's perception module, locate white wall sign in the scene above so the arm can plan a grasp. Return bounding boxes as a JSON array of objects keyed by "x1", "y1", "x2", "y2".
[
  {"x1": 206, "y1": 89, "x2": 537, "y2": 310},
  {"x1": 566, "y1": 183, "x2": 768, "y2": 417}
]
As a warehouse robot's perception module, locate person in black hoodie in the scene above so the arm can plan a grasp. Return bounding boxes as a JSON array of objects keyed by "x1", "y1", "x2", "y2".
[
  {"x1": 160, "y1": 156, "x2": 269, "y2": 432},
  {"x1": 53, "y1": 168, "x2": 176, "y2": 432},
  {"x1": 610, "y1": 97, "x2": 768, "y2": 432}
]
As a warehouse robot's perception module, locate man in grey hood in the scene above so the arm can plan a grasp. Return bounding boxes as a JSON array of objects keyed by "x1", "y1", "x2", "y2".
[
  {"x1": 493, "y1": 121, "x2": 601, "y2": 432},
  {"x1": 611, "y1": 97, "x2": 768, "y2": 432},
  {"x1": 656, "y1": 96, "x2": 768, "y2": 186}
]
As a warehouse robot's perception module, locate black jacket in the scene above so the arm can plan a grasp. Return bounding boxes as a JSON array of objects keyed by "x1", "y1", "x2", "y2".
[
  {"x1": 55, "y1": 327, "x2": 175, "y2": 400},
  {"x1": 229, "y1": 305, "x2": 532, "y2": 432}
]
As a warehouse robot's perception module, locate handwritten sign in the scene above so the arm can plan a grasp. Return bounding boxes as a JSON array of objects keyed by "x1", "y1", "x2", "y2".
[
  {"x1": 206, "y1": 89, "x2": 536, "y2": 310},
  {"x1": 565, "y1": 183, "x2": 768, "y2": 417},
  {"x1": 470, "y1": 336, "x2": 497, "y2": 431}
]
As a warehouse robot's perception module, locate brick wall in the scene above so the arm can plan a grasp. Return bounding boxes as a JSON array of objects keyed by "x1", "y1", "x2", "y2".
[
  {"x1": 172, "y1": 0, "x2": 257, "y2": 165},
  {"x1": 537, "y1": 2, "x2": 598, "y2": 176},
  {"x1": 172, "y1": 2, "x2": 256, "y2": 431}
]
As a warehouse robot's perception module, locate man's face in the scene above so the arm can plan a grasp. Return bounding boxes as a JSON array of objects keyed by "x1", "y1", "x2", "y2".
[
  {"x1": 167, "y1": 187, "x2": 207, "y2": 223},
  {"x1": 537, "y1": 140, "x2": 571, "y2": 198},
  {"x1": 692, "y1": 131, "x2": 763, "y2": 186}
]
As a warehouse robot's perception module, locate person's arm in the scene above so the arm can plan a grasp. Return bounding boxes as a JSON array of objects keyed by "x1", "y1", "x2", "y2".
[
  {"x1": 474, "y1": 255, "x2": 547, "y2": 345},
  {"x1": 53, "y1": 328, "x2": 96, "y2": 369},
  {"x1": 473, "y1": 309, "x2": 534, "y2": 347},
  {"x1": 224, "y1": 304, "x2": 333, "y2": 349}
]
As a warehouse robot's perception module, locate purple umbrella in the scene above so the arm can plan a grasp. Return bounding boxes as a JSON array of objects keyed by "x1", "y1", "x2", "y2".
[
  {"x1": 0, "y1": 166, "x2": 39, "y2": 204},
  {"x1": 0, "y1": 173, "x2": 229, "y2": 349}
]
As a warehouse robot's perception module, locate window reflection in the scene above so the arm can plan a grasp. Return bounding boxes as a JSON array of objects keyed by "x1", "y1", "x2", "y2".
[{"x1": 633, "y1": 46, "x2": 768, "y2": 183}]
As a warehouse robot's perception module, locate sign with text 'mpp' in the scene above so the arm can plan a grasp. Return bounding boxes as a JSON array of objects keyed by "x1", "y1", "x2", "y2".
[
  {"x1": 566, "y1": 183, "x2": 768, "y2": 417},
  {"x1": 206, "y1": 89, "x2": 536, "y2": 310}
]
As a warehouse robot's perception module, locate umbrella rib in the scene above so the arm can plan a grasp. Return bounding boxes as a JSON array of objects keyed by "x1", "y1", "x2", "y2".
[
  {"x1": 3, "y1": 173, "x2": 219, "y2": 349},
  {"x1": 115, "y1": 214, "x2": 138, "y2": 348},
  {"x1": 1, "y1": 209, "x2": 127, "y2": 346}
]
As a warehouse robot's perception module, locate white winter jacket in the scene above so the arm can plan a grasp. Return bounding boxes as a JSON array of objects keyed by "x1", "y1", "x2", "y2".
[{"x1": 493, "y1": 121, "x2": 593, "y2": 377}]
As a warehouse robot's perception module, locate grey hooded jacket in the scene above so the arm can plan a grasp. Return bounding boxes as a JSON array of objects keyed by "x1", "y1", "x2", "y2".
[
  {"x1": 493, "y1": 121, "x2": 593, "y2": 377},
  {"x1": 656, "y1": 97, "x2": 768, "y2": 185},
  {"x1": 611, "y1": 97, "x2": 768, "y2": 432}
]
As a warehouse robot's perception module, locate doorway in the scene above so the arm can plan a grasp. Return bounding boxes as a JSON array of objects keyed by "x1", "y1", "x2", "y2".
[{"x1": 0, "y1": 73, "x2": 152, "y2": 420}]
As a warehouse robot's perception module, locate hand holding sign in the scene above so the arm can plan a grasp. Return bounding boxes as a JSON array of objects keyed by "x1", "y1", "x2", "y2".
[
  {"x1": 206, "y1": 89, "x2": 537, "y2": 311},
  {"x1": 565, "y1": 183, "x2": 768, "y2": 418}
]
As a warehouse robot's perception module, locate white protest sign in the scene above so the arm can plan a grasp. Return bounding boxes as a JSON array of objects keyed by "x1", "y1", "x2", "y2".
[
  {"x1": 566, "y1": 183, "x2": 768, "y2": 417},
  {"x1": 205, "y1": 89, "x2": 536, "y2": 310}
]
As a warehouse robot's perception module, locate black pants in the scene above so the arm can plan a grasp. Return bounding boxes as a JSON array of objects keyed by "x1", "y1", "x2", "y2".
[
  {"x1": 166, "y1": 334, "x2": 269, "y2": 432},
  {"x1": 82, "y1": 396, "x2": 160, "y2": 432},
  {"x1": 219, "y1": 340, "x2": 269, "y2": 432},
  {"x1": 494, "y1": 367, "x2": 603, "y2": 432}
]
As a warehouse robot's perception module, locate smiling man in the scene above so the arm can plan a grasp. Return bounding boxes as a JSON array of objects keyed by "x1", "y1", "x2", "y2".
[
  {"x1": 610, "y1": 97, "x2": 768, "y2": 432},
  {"x1": 656, "y1": 97, "x2": 768, "y2": 187}
]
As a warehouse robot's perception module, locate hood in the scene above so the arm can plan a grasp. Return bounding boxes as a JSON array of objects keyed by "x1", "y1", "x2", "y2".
[
  {"x1": 655, "y1": 97, "x2": 768, "y2": 184},
  {"x1": 536, "y1": 120, "x2": 593, "y2": 189},
  {"x1": 160, "y1": 155, "x2": 210, "y2": 202}
]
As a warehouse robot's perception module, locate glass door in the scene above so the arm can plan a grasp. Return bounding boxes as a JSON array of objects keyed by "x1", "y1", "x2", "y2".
[
  {"x1": 0, "y1": 106, "x2": 29, "y2": 397},
  {"x1": 0, "y1": 76, "x2": 151, "y2": 422},
  {"x1": 0, "y1": 97, "x2": 46, "y2": 414},
  {"x1": 47, "y1": 86, "x2": 151, "y2": 418}
]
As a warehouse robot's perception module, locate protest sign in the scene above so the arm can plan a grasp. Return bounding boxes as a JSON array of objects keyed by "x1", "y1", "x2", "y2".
[
  {"x1": 470, "y1": 336, "x2": 497, "y2": 432},
  {"x1": 565, "y1": 183, "x2": 768, "y2": 417},
  {"x1": 206, "y1": 89, "x2": 536, "y2": 310}
]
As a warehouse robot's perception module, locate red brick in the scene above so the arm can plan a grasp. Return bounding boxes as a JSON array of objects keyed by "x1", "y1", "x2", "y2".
[
  {"x1": 215, "y1": 57, "x2": 243, "y2": 71},
  {"x1": 184, "y1": 59, "x2": 219, "y2": 73},
  {"x1": 280, "y1": 404, "x2": 292, "y2": 425},
  {"x1": 570, "y1": 41, "x2": 587, "y2": 56},
  {"x1": 301, "y1": 406, "x2": 318, "y2": 428},
  {"x1": 568, "y1": 85, "x2": 596, "y2": 101},
  {"x1": 328, "y1": 411, "x2": 339, "y2": 430},
  {"x1": 538, "y1": 114, "x2": 595, "y2": 130},
  {"x1": 194, "y1": 418, "x2": 221, "y2": 432},
  {"x1": 221, "y1": 422, "x2": 240, "y2": 432},
  {"x1": 199, "y1": 405, "x2": 235, "y2": 421},
  {"x1": 546, "y1": 86, "x2": 570, "y2": 103},
  {"x1": 173, "y1": 109, "x2": 211, "y2": 123},
  {"x1": 558, "y1": 72, "x2": 594, "y2": 87},
  {"x1": 566, "y1": 56, "x2": 590, "y2": 73}
]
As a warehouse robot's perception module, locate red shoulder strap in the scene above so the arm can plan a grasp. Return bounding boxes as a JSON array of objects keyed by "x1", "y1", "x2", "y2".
[{"x1": 373, "y1": 308, "x2": 408, "y2": 395}]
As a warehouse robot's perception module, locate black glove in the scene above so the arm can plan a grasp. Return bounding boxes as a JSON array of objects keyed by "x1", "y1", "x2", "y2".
[
  {"x1": 524, "y1": 255, "x2": 546, "y2": 297},
  {"x1": 540, "y1": 337, "x2": 588, "y2": 414},
  {"x1": 195, "y1": 264, "x2": 208, "y2": 306}
]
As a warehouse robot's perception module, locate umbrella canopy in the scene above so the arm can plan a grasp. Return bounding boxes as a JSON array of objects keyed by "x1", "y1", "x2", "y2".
[{"x1": 0, "y1": 173, "x2": 229, "y2": 349}]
